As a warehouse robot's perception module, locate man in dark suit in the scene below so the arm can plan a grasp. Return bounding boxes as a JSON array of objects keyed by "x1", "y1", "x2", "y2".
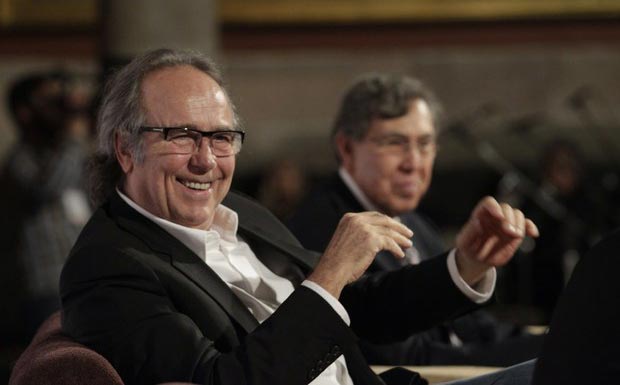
[
  {"x1": 60, "y1": 49, "x2": 538, "y2": 385},
  {"x1": 288, "y1": 74, "x2": 543, "y2": 366},
  {"x1": 532, "y1": 228, "x2": 620, "y2": 384}
]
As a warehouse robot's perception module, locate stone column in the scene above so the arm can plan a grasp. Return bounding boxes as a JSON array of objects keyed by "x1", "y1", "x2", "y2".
[{"x1": 101, "y1": 0, "x2": 218, "y2": 67}]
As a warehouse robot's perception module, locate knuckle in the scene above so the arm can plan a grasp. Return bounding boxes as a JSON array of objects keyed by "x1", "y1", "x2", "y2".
[
  {"x1": 340, "y1": 212, "x2": 359, "y2": 226},
  {"x1": 515, "y1": 209, "x2": 524, "y2": 217}
]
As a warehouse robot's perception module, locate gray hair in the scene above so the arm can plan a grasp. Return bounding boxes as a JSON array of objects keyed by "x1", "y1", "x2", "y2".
[
  {"x1": 331, "y1": 73, "x2": 442, "y2": 162},
  {"x1": 90, "y1": 48, "x2": 238, "y2": 206}
]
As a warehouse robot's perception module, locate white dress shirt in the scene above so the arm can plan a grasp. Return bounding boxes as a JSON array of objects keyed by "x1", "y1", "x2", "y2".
[{"x1": 117, "y1": 190, "x2": 353, "y2": 385}]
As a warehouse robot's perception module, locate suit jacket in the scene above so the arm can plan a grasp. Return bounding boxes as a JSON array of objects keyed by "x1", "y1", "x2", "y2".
[
  {"x1": 60, "y1": 191, "x2": 476, "y2": 385},
  {"x1": 533, "y1": 228, "x2": 620, "y2": 385},
  {"x1": 287, "y1": 174, "x2": 445, "y2": 272},
  {"x1": 288, "y1": 175, "x2": 541, "y2": 366}
]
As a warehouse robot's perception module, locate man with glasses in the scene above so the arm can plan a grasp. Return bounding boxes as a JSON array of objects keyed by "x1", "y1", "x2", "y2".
[
  {"x1": 60, "y1": 49, "x2": 537, "y2": 385},
  {"x1": 288, "y1": 74, "x2": 543, "y2": 366}
]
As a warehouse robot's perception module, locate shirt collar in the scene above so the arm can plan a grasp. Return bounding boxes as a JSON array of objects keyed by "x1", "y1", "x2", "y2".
[
  {"x1": 116, "y1": 188, "x2": 239, "y2": 257},
  {"x1": 338, "y1": 167, "x2": 379, "y2": 212},
  {"x1": 338, "y1": 168, "x2": 405, "y2": 224}
]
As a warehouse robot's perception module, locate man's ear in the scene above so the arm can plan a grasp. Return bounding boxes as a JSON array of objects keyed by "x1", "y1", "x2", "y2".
[
  {"x1": 335, "y1": 132, "x2": 354, "y2": 171},
  {"x1": 114, "y1": 132, "x2": 134, "y2": 174}
]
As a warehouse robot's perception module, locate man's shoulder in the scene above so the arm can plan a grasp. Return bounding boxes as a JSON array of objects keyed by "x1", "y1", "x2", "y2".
[
  {"x1": 291, "y1": 174, "x2": 361, "y2": 220},
  {"x1": 224, "y1": 190, "x2": 304, "y2": 247},
  {"x1": 576, "y1": 227, "x2": 620, "y2": 274},
  {"x1": 64, "y1": 195, "x2": 174, "y2": 267},
  {"x1": 287, "y1": 175, "x2": 362, "y2": 251}
]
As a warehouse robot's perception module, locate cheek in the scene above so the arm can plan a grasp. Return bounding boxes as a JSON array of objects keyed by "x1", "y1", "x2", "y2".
[
  {"x1": 421, "y1": 159, "x2": 435, "y2": 182},
  {"x1": 219, "y1": 157, "x2": 235, "y2": 178}
]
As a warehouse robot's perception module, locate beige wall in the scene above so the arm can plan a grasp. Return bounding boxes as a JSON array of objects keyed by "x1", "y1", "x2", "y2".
[
  {"x1": 1, "y1": 43, "x2": 618, "y2": 177},
  {"x1": 223, "y1": 44, "x2": 620, "y2": 176}
]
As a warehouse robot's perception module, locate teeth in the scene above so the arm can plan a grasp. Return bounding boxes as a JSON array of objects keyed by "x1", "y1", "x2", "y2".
[{"x1": 182, "y1": 181, "x2": 211, "y2": 190}]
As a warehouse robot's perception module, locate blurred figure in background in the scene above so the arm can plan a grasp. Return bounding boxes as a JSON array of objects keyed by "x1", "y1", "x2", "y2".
[
  {"x1": 257, "y1": 158, "x2": 307, "y2": 221},
  {"x1": 0, "y1": 72, "x2": 92, "y2": 342},
  {"x1": 288, "y1": 73, "x2": 542, "y2": 366},
  {"x1": 498, "y1": 139, "x2": 609, "y2": 322}
]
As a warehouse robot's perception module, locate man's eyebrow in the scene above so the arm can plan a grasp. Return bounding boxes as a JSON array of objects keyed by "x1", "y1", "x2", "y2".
[
  {"x1": 211, "y1": 125, "x2": 235, "y2": 132},
  {"x1": 375, "y1": 132, "x2": 408, "y2": 138},
  {"x1": 169, "y1": 124, "x2": 235, "y2": 132},
  {"x1": 418, "y1": 132, "x2": 437, "y2": 139}
]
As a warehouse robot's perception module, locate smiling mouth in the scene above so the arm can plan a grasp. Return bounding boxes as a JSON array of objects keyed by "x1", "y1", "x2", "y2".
[{"x1": 179, "y1": 179, "x2": 212, "y2": 191}]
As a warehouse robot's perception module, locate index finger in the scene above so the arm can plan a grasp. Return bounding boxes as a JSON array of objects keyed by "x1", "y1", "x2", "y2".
[
  {"x1": 525, "y1": 218, "x2": 540, "y2": 238},
  {"x1": 472, "y1": 196, "x2": 504, "y2": 222}
]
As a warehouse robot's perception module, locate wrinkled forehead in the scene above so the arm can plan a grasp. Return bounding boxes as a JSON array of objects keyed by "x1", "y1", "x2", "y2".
[{"x1": 140, "y1": 65, "x2": 233, "y2": 124}]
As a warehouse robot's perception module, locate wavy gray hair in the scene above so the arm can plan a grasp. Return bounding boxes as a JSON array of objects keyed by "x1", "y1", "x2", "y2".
[
  {"x1": 331, "y1": 73, "x2": 442, "y2": 162},
  {"x1": 90, "y1": 48, "x2": 238, "y2": 206}
]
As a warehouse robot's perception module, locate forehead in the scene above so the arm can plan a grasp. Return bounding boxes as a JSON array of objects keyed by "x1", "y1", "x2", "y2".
[
  {"x1": 367, "y1": 99, "x2": 435, "y2": 137},
  {"x1": 140, "y1": 65, "x2": 232, "y2": 126}
]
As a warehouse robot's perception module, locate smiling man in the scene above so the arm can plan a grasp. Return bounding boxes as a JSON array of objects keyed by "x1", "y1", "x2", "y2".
[
  {"x1": 288, "y1": 74, "x2": 543, "y2": 366},
  {"x1": 117, "y1": 65, "x2": 237, "y2": 229},
  {"x1": 60, "y1": 49, "x2": 538, "y2": 385}
]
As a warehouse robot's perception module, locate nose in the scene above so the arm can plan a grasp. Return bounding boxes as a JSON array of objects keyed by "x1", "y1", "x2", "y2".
[
  {"x1": 400, "y1": 143, "x2": 422, "y2": 171},
  {"x1": 188, "y1": 139, "x2": 217, "y2": 173}
]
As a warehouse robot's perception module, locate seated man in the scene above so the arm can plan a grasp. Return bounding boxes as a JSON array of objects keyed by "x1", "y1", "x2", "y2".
[
  {"x1": 288, "y1": 74, "x2": 543, "y2": 366},
  {"x1": 60, "y1": 48, "x2": 538, "y2": 385}
]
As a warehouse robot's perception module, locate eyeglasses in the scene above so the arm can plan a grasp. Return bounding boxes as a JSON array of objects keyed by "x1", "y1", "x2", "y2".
[
  {"x1": 368, "y1": 134, "x2": 436, "y2": 156},
  {"x1": 139, "y1": 126, "x2": 245, "y2": 157}
]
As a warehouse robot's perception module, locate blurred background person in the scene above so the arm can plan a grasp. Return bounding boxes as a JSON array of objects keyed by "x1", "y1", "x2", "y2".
[
  {"x1": 0, "y1": 71, "x2": 92, "y2": 345},
  {"x1": 288, "y1": 73, "x2": 543, "y2": 366},
  {"x1": 497, "y1": 138, "x2": 611, "y2": 323},
  {"x1": 257, "y1": 158, "x2": 307, "y2": 221}
]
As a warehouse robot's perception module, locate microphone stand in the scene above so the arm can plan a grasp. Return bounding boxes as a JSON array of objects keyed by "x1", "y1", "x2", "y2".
[{"x1": 448, "y1": 125, "x2": 569, "y2": 222}]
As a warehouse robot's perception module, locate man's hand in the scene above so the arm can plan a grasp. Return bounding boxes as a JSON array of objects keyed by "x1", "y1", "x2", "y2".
[
  {"x1": 455, "y1": 196, "x2": 539, "y2": 286},
  {"x1": 308, "y1": 212, "x2": 413, "y2": 298}
]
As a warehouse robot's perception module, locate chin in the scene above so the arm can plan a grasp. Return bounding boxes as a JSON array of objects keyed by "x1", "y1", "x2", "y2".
[
  {"x1": 173, "y1": 210, "x2": 209, "y2": 228},
  {"x1": 390, "y1": 201, "x2": 420, "y2": 215}
]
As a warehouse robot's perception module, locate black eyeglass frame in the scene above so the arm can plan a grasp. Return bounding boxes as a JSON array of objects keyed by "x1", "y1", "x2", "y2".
[{"x1": 139, "y1": 126, "x2": 245, "y2": 156}]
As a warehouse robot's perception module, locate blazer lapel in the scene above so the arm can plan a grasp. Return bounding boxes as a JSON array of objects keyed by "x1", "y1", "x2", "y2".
[
  {"x1": 170, "y1": 250, "x2": 260, "y2": 333},
  {"x1": 224, "y1": 191, "x2": 320, "y2": 278},
  {"x1": 110, "y1": 193, "x2": 259, "y2": 334},
  {"x1": 238, "y1": 220, "x2": 319, "y2": 271}
]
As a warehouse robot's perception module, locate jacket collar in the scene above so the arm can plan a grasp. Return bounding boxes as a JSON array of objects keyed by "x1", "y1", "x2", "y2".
[
  {"x1": 108, "y1": 192, "x2": 260, "y2": 333},
  {"x1": 222, "y1": 191, "x2": 320, "y2": 272}
]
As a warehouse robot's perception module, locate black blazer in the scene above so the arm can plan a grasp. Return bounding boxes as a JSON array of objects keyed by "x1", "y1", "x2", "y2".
[
  {"x1": 60, "y1": 191, "x2": 476, "y2": 385},
  {"x1": 533, "y1": 228, "x2": 620, "y2": 385}
]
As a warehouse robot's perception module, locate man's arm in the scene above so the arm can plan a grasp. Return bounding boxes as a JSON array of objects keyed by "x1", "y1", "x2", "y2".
[{"x1": 308, "y1": 196, "x2": 538, "y2": 301}]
